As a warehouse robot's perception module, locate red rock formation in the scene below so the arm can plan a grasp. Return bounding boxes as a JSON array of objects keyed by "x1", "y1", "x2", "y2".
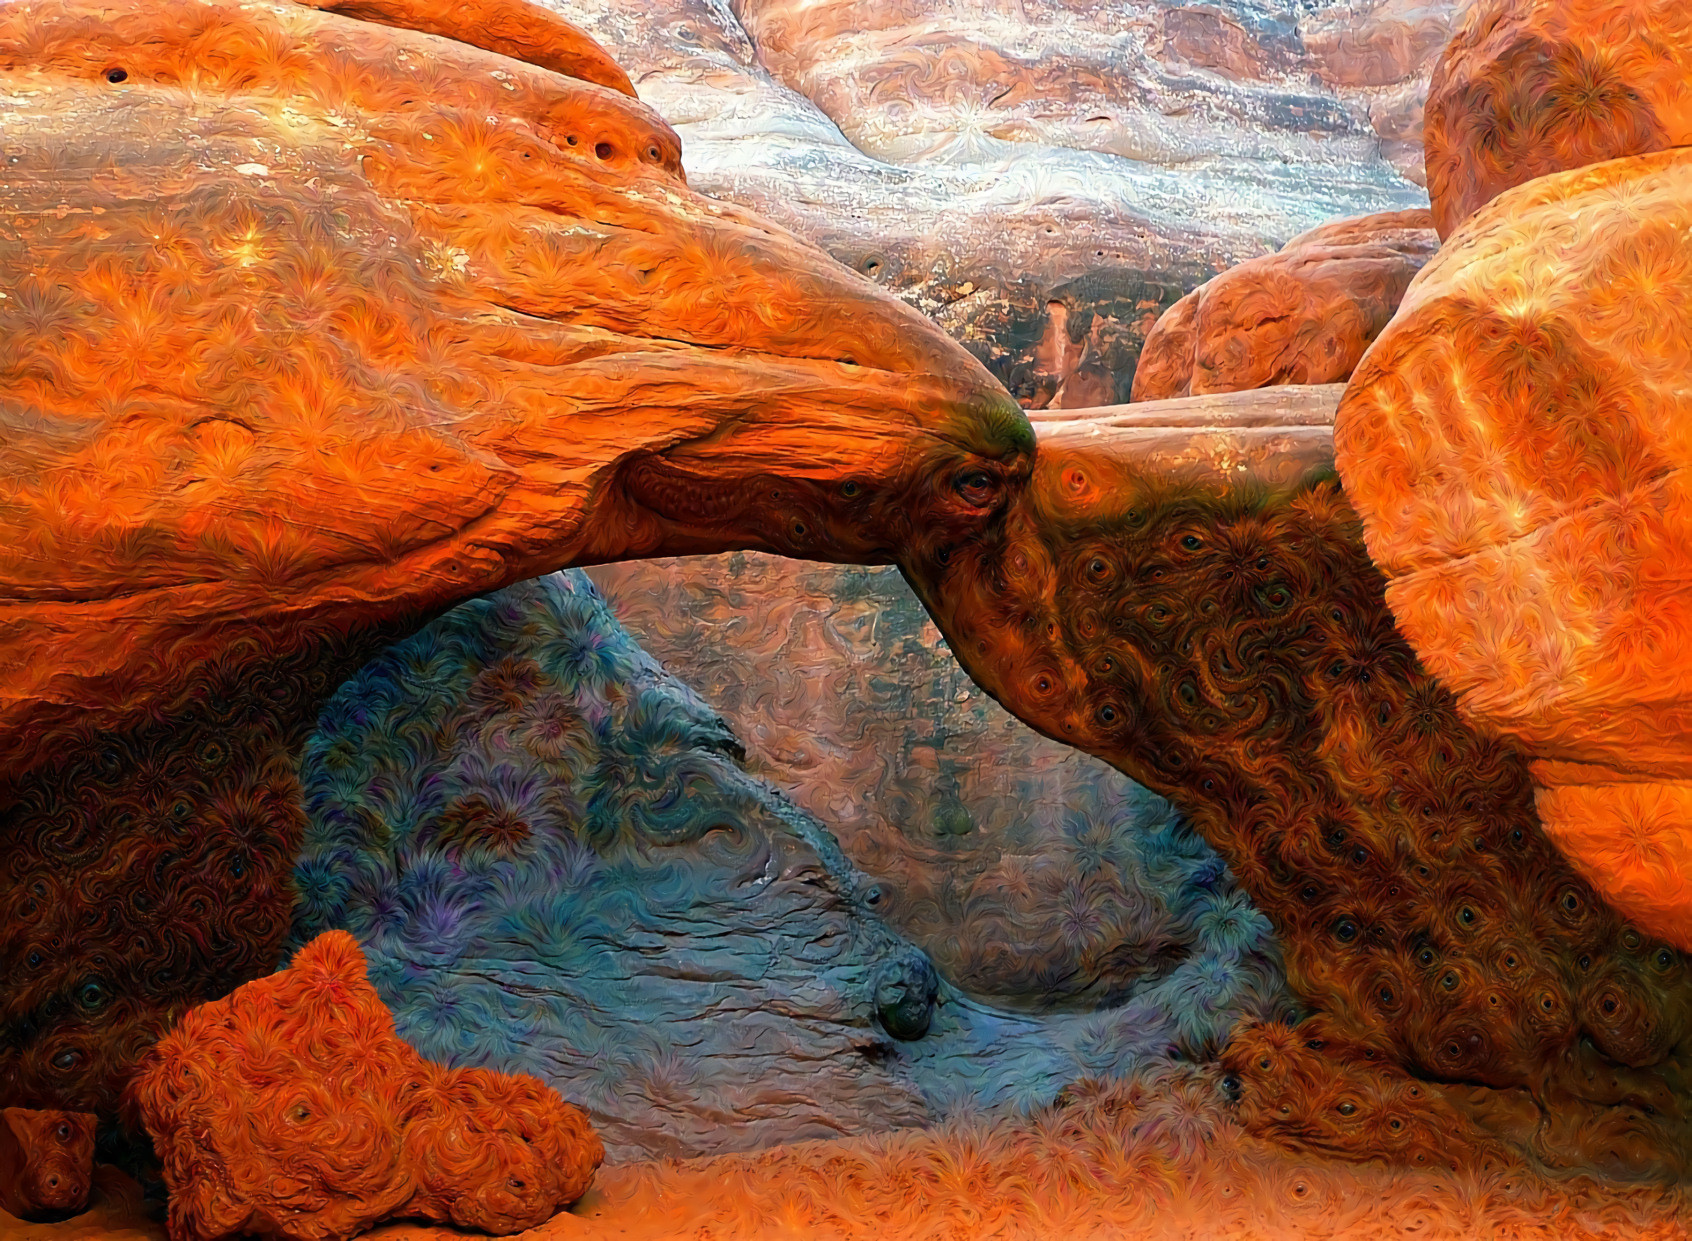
[
  {"x1": 129, "y1": 930, "x2": 602, "y2": 1241},
  {"x1": 901, "y1": 388, "x2": 1692, "y2": 1177},
  {"x1": 1338, "y1": 147, "x2": 1692, "y2": 953},
  {"x1": 0, "y1": 1108, "x2": 94, "y2": 1221},
  {"x1": 0, "y1": 0, "x2": 1028, "y2": 1120},
  {"x1": 1130, "y1": 210, "x2": 1439, "y2": 402},
  {"x1": 1423, "y1": 0, "x2": 1692, "y2": 237}
]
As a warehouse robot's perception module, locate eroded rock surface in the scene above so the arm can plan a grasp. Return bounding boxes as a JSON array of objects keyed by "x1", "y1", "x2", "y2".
[
  {"x1": 901, "y1": 387, "x2": 1692, "y2": 1179},
  {"x1": 1338, "y1": 148, "x2": 1692, "y2": 953},
  {"x1": 294, "y1": 571, "x2": 1292, "y2": 1158},
  {"x1": 1130, "y1": 209, "x2": 1438, "y2": 401},
  {"x1": 1424, "y1": 0, "x2": 1692, "y2": 237},
  {"x1": 130, "y1": 931, "x2": 602, "y2": 1241},
  {"x1": 540, "y1": 0, "x2": 1461, "y2": 408},
  {"x1": 0, "y1": 0, "x2": 1025, "y2": 1121}
]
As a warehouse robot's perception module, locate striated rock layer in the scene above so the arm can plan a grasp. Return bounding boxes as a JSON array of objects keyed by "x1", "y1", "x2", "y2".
[
  {"x1": 1130, "y1": 209, "x2": 1439, "y2": 401},
  {"x1": 1338, "y1": 148, "x2": 1692, "y2": 954},
  {"x1": 540, "y1": 0, "x2": 1458, "y2": 408},
  {"x1": 295, "y1": 571, "x2": 1290, "y2": 1158},
  {"x1": 902, "y1": 387, "x2": 1692, "y2": 1179},
  {"x1": 587, "y1": 554, "x2": 1223, "y2": 1011},
  {"x1": 1424, "y1": 0, "x2": 1692, "y2": 237},
  {"x1": 130, "y1": 930, "x2": 602, "y2": 1241},
  {"x1": 0, "y1": 0, "x2": 1026, "y2": 1121}
]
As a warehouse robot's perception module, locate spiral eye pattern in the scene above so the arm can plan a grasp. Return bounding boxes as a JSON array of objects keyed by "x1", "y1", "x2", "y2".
[
  {"x1": 922, "y1": 461, "x2": 1692, "y2": 1173},
  {"x1": 0, "y1": 621, "x2": 394, "y2": 1119}
]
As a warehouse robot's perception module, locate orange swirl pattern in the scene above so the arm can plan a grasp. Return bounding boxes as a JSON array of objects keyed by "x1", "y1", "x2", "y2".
[
  {"x1": 1131, "y1": 210, "x2": 1439, "y2": 402},
  {"x1": 1424, "y1": 0, "x2": 1692, "y2": 237},
  {"x1": 1339, "y1": 147, "x2": 1692, "y2": 953},
  {"x1": 904, "y1": 390, "x2": 1692, "y2": 1176},
  {"x1": 128, "y1": 930, "x2": 602, "y2": 1241},
  {"x1": 0, "y1": 0, "x2": 1027, "y2": 1128}
]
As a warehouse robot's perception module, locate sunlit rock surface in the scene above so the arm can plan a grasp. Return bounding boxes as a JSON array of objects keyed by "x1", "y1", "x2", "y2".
[
  {"x1": 0, "y1": 0, "x2": 1029, "y2": 1122},
  {"x1": 294, "y1": 572, "x2": 1290, "y2": 1159},
  {"x1": 899, "y1": 387, "x2": 1692, "y2": 1177},
  {"x1": 1130, "y1": 208, "x2": 1438, "y2": 400},
  {"x1": 1424, "y1": 0, "x2": 1692, "y2": 237},
  {"x1": 542, "y1": 0, "x2": 1465, "y2": 407},
  {"x1": 1338, "y1": 147, "x2": 1692, "y2": 954}
]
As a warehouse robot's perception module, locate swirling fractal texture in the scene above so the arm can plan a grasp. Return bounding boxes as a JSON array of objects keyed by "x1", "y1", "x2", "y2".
[
  {"x1": 906, "y1": 391, "x2": 1692, "y2": 1178},
  {"x1": 1424, "y1": 0, "x2": 1692, "y2": 236},
  {"x1": 129, "y1": 929, "x2": 601, "y2": 1241},
  {"x1": 0, "y1": 0, "x2": 1025, "y2": 1125},
  {"x1": 1339, "y1": 147, "x2": 1692, "y2": 957}
]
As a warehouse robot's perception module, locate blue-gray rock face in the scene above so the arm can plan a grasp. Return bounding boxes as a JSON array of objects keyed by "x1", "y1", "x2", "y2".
[{"x1": 293, "y1": 572, "x2": 1290, "y2": 1159}]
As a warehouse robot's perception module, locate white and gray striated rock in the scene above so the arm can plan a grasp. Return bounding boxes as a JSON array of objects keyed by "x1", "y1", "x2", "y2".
[{"x1": 534, "y1": 0, "x2": 1467, "y2": 406}]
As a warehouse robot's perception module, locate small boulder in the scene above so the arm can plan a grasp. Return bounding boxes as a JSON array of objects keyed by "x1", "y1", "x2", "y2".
[
  {"x1": 1130, "y1": 210, "x2": 1439, "y2": 402},
  {"x1": 128, "y1": 930, "x2": 603, "y2": 1241}
]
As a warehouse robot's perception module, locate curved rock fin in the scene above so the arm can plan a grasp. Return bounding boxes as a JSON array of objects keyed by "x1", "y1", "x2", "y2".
[{"x1": 308, "y1": 0, "x2": 637, "y2": 94}]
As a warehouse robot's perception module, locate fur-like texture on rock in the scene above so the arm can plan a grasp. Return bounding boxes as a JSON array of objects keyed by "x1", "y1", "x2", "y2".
[
  {"x1": 128, "y1": 930, "x2": 602, "y2": 1241},
  {"x1": 1424, "y1": 0, "x2": 1692, "y2": 237},
  {"x1": 0, "y1": 1108, "x2": 94, "y2": 1221}
]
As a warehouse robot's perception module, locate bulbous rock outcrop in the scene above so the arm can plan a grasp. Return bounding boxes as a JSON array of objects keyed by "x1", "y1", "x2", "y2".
[
  {"x1": 0, "y1": 1107, "x2": 94, "y2": 1222},
  {"x1": 0, "y1": 0, "x2": 1029, "y2": 1121},
  {"x1": 1130, "y1": 210, "x2": 1439, "y2": 402},
  {"x1": 1337, "y1": 147, "x2": 1692, "y2": 955},
  {"x1": 129, "y1": 930, "x2": 602, "y2": 1241},
  {"x1": 901, "y1": 388, "x2": 1692, "y2": 1178},
  {"x1": 1423, "y1": 0, "x2": 1692, "y2": 237}
]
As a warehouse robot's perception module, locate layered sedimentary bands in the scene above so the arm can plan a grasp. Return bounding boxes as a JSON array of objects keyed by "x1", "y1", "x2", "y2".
[
  {"x1": 539, "y1": 0, "x2": 1462, "y2": 407},
  {"x1": 0, "y1": 0, "x2": 1026, "y2": 1123},
  {"x1": 1129, "y1": 209, "x2": 1440, "y2": 401},
  {"x1": 1339, "y1": 148, "x2": 1692, "y2": 955},
  {"x1": 904, "y1": 388, "x2": 1692, "y2": 1178},
  {"x1": 293, "y1": 571, "x2": 1290, "y2": 1158}
]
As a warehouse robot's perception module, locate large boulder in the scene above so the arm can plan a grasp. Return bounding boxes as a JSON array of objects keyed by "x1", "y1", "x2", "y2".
[
  {"x1": 1130, "y1": 209, "x2": 1439, "y2": 401},
  {"x1": 1424, "y1": 0, "x2": 1692, "y2": 237},
  {"x1": 0, "y1": 0, "x2": 1027, "y2": 1121},
  {"x1": 1337, "y1": 147, "x2": 1692, "y2": 953}
]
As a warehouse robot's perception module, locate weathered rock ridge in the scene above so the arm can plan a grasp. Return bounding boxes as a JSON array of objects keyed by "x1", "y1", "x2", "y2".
[
  {"x1": 1130, "y1": 208, "x2": 1438, "y2": 400},
  {"x1": 902, "y1": 386, "x2": 1692, "y2": 1178}
]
